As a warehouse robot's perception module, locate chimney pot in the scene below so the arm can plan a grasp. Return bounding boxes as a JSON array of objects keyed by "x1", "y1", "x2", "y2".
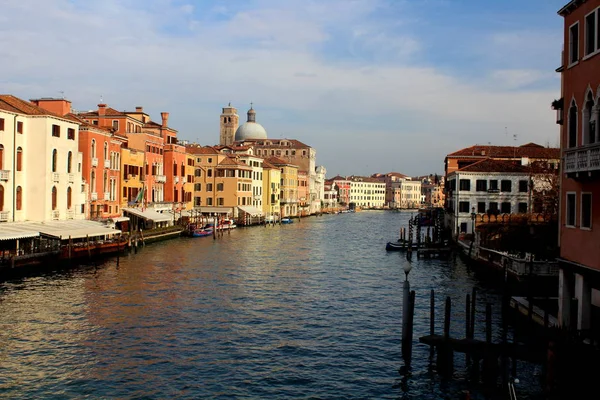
[
  {"x1": 161, "y1": 112, "x2": 169, "y2": 127},
  {"x1": 136, "y1": 106, "x2": 143, "y2": 112},
  {"x1": 98, "y1": 103, "x2": 107, "y2": 116}
]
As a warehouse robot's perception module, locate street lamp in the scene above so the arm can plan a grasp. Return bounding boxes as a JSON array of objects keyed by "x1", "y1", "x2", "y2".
[
  {"x1": 403, "y1": 263, "x2": 412, "y2": 281},
  {"x1": 471, "y1": 206, "x2": 476, "y2": 235}
]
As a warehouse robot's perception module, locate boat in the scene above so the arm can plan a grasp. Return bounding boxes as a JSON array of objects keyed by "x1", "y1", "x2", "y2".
[
  {"x1": 192, "y1": 228, "x2": 213, "y2": 237},
  {"x1": 219, "y1": 219, "x2": 237, "y2": 230},
  {"x1": 281, "y1": 217, "x2": 293, "y2": 224},
  {"x1": 386, "y1": 241, "x2": 404, "y2": 251}
]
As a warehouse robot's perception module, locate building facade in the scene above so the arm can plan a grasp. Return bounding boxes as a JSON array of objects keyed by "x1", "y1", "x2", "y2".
[
  {"x1": 347, "y1": 176, "x2": 386, "y2": 209},
  {"x1": 556, "y1": 0, "x2": 600, "y2": 331}
]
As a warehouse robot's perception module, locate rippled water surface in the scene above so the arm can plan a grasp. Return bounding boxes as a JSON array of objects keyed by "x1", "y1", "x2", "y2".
[{"x1": 0, "y1": 212, "x2": 545, "y2": 399}]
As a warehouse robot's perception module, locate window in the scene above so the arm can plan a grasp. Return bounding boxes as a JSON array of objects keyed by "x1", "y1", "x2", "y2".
[
  {"x1": 476, "y1": 180, "x2": 487, "y2": 191},
  {"x1": 173, "y1": 163, "x2": 178, "y2": 176},
  {"x1": 67, "y1": 151, "x2": 72, "y2": 173},
  {"x1": 67, "y1": 187, "x2": 72, "y2": 209},
  {"x1": 217, "y1": 197, "x2": 224, "y2": 206},
  {"x1": 570, "y1": 22, "x2": 579, "y2": 64},
  {"x1": 519, "y1": 180, "x2": 528, "y2": 193},
  {"x1": 460, "y1": 222, "x2": 467, "y2": 233},
  {"x1": 195, "y1": 169, "x2": 202, "y2": 177},
  {"x1": 518, "y1": 202, "x2": 527, "y2": 213},
  {"x1": 477, "y1": 201, "x2": 486, "y2": 213},
  {"x1": 104, "y1": 142, "x2": 108, "y2": 160},
  {"x1": 566, "y1": 192, "x2": 576, "y2": 227},
  {"x1": 67, "y1": 128, "x2": 75, "y2": 140},
  {"x1": 0, "y1": 118, "x2": 4, "y2": 131},
  {"x1": 459, "y1": 179, "x2": 470, "y2": 191},
  {"x1": 0, "y1": 145, "x2": 3, "y2": 169},
  {"x1": 489, "y1": 180, "x2": 498, "y2": 191},
  {"x1": 206, "y1": 197, "x2": 213, "y2": 206},
  {"x1": 0, "y1": 185, "x2": 3, "y2": 211},
  {"x1": 194, "y1": 183, "x2": 201, "y2": 191},
  {"x1": 501, "y1": 202, "x2": 511, "y2": 214},
  {"x1": 207, "y1": 183, "x2": 213, "y2": 192},
  {"x1": 91, "y1": 139, "x2": 96, "y2": 158},
  {"x1": 51, "y1": 186, "x2": 57, "y2": 210},
  {"x1": 52, "y1": 149, "x2": 57, "y2": 172},
  {"x1": 585, "y1": 9, "x2": 598, "y2": 56},
  {"x1": 17, "y1": 121, "x2": 23, "y2": 134},
  {"x1": 569, "y1": 102, "x2": 578, "y2": 148},
  {"x1": 488, "y1": 202, "x2": 499, "y2": 214},
  {"x1": 16, "y1": 186, "x2": 22, "y2": 211},
  {"x1": 501, "y1": 180, "x2": 512, "y2": 192},
  {"x1": 208, "y1": 158, "x2": 213, "y2": 163},
  {"x1": 217, "y1": 183, "x2": 224, "y2": 191},
  {"x1": 582, "y1": 193, "x2": 592, "y2": 229},
  {"x1": 112, "y1": 120, "x2": 119, "y2": 130},
  {"x1": 52, "y1": 124, "x2": 60, "y2": 137},
  {"x1": 207, "y1": 169, "x2": 212, "y2": 177},
  {"x1": 458, "y1": 201, "x2": 470, "y2": 213},
  {"x1": 181, "y1": 164, "x2": 185, "y2": 177}
]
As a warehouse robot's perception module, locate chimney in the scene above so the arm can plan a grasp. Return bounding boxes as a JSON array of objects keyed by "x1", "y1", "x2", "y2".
[
  {"x1": 136, "y1": 106, "x2": 143, "y2": 112},
  {"x1": 161, "y1": 112, "x2": 169, "y2": 127},
  {"x1": 98, "y1": 104, "x2": 107, "y2": 116}
]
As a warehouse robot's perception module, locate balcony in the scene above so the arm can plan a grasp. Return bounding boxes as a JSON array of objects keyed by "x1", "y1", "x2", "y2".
[
  {"x1": 127, "y1": 174, "x2": 138, "y2": 181},
  {"x1": 564, "y1": 143, "x2": 600, "y2": 176},
  {"x1": 175, "y1": 176, "x2": 180, "y2": 183},
  {"x1": 52, "y1": 172, "x2": 60, "y2": 183},
  {"x1": 156, "y1": 175, "x2": 166, "y2": 183},
  {"x1": 91, "y1": 192, "x2": 98, "y2": 201},
  {"x1": 67, "y1": 210, "x2": 75, "y2": 220},
  {"x1": 91, "y1": 157, "x2": 98, "y2": 167},
  {"x1": 0, "y1": 211, "x2": 9, "y2": 222},
  {"x1": 104, "y1": 159, "x2": 111, "y2": 169},
  {"x1": 0, "y1": 170, "x2": 9, "y2": 181},
  {"x1": 104, "y1": 192, "x2": 111, "y2": 200},
  {"x1": 51, "y1": 210, "x2": 60, "y2": 220},
  {"x1": 68, "y1": 173, "x2": 74, "y2": 183}
]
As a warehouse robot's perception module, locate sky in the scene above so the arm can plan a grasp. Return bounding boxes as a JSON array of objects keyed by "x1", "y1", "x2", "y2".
[{"x1": 1, "y1": 0, "x2": 567, "y2": 177}]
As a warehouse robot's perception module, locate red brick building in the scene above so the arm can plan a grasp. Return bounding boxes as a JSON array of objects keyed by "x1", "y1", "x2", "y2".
[{"x1": 555, "y1": 0, "x2": 600, "y2": 331}]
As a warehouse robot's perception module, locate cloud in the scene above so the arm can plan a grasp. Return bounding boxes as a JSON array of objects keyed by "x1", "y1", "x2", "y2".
[{"x1": 0, "y1": 0, "x2": 561, "y2": 176}]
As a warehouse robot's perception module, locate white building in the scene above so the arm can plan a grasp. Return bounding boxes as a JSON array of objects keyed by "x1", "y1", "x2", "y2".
[
  {"x1": 348, "y1": 176, "x2": 386, "y2": 209},
  {"x1": 312, "y1": 165, "x2": 326, "y2": 214},
  {"x1": 445, "y1": 159, "x2": 536, "y2": 235},
  {"x1": 237, "y1": 153, "x2": 264, "y2": 211},
  {"x1": 0, "y1": 95, "x2": 85, "y2": 222}
]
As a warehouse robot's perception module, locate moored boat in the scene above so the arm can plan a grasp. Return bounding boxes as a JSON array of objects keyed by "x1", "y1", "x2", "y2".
[{"x1": 281, "y1": 217, "x2": 293, "y2": 224}]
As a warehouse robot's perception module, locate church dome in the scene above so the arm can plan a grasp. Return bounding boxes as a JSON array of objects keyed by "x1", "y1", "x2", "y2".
[
  {"x1": 234, "y1": 104, "x2": 267, "y2": 141},
  {"x1": 235, "y1": 122, "x2": 268, "y2": 140}
]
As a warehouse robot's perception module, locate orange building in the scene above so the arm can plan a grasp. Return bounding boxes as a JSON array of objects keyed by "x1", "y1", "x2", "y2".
[{"x1": 555, "y1": 0, "x2": 600, "y2": 331}]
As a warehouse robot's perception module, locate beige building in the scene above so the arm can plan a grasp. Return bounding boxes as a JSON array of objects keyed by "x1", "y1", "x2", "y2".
[
  {"x1": 267, "y1": 157, "x2": 298, "y2": 217},
  {"x1": 348, "y1": 176, "x2": 386, "y2": 209},
  {"x1": 262, "y1": 160, "x2": 281, "y2": 220},
  {"x1": 219, "y1": 104, "x2": 239, "y2": 146}
]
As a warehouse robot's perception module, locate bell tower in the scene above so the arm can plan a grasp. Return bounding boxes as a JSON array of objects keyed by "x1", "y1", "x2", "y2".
[{"x1": 219, "y1": 103, "x2": 239, "y2": 146}]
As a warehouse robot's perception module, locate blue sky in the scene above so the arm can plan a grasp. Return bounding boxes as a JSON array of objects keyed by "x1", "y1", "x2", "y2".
[{"x1": 1, "y1": 0, "x2": 567, "y2": 177}]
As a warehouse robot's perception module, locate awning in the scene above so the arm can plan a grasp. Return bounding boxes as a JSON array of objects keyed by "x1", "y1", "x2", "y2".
[
  {"x1": 0, "y1": 220, "x2": 121, "y2": 240},
  {"x1": 197, "y1": 207, "x2": 232, "y2": 214},
  {"x1": 238, "y1": 206, "x2": 263, "y2": 216},
  {"x1": 111, "y1": 216, "x2": 130, "y2": 223},
  {"x1": 122, "y1": 207, "x2": 173, "y2": 222}
]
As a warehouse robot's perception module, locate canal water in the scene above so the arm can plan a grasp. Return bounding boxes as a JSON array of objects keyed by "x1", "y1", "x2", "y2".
[{"x1": 0, "y1": 211, "x2": 546, "y2": 399}]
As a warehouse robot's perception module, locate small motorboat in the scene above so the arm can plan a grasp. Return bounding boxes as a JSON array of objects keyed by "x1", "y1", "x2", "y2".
[
  {"x1": 386, "y1": 241, "x2": 404, "y2": 251},
  {"x1": 281, "y1": 217, "x2": 293, "y2": 224},
  {"x1": 192, "y1": 228, "x2": 213, "y2": 237}
]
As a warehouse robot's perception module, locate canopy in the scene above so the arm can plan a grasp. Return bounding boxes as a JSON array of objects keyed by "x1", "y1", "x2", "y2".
[
  {"x1": 122, "y1": 208, "x2": 173, "y2": 222},
  {"x1": 0, "y1": 225, "x2": 40, "y2": 241},
  {"x1": 238, "y1": 206, "x2": 263, "y2": 216},
  {"x1": 0, "y1": 220, "x2": 120, "y2": 240},
  {"x1": 111, "y1": 216, "x2": 130, "y2": 223},
  {"x1": 198, "y1": 207, "x2": 232, "y2": 215}
]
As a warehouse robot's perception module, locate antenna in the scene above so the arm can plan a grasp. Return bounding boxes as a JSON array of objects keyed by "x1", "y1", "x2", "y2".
[
  {"x1": 100, "y1": 95, "x2": 103, "y2": 103},
  {"x1": 59, "y1": 90, "x2": 65, "y2": 99}
]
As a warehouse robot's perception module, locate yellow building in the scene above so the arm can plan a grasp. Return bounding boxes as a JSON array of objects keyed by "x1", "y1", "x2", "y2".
[
  {"x1": 262, "y1": 160, "x2": 281, "y2": 220},
  {"x1": 121, "y1": 147, "x2": 145, "y2": 209},
  {"x1": 183, "y1": 153, "x2": 195, "y2": 211},
  {"x1": 266, "y1": 157, "x2": 298, "y2": 217}
]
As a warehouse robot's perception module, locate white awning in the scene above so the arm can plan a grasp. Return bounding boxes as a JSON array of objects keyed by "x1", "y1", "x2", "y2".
[
  {"x1": 0, "y1": 220, "x2": 121, "y2": 240},
  {"x1": 198, "y1": 207, "x2": 232, "y2": 214},
  {"x1": 238, "y1": 206, "x2": 263, "y2": 216},
  {"x1": 111, "y1": 216, "x2": 130, "y2": 223},
  {"x1": 122, "y1": 207, "x2": 173, "y2": 222}
]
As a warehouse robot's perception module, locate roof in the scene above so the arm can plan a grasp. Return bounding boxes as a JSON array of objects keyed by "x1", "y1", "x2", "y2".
[
  {"x1": 236, "y1": 138, "x2": 311, "y2": 149},
  {"x1": 330, "y1": 175, "x2": 349, "y2": 181},
  {"x1": 262, "y1": 160, "x2": 277, "y2": 169},
  {"x1": 122, "y1": 208, "x2": 173, "y2": 222},
  {"x1": 217, "y1": 157, "x2": 251, "y2": 168},
  {"x1": 558, "y1": 0, "x2": 585, "y2": 16},
  {"x1": 455, "y1": 159, "x2": 529, "y2": 173},
  {"x1": 78, "y1": 106, "x2": 126, "y2": 118},
  {"x1": 264, "y1": 156, "x2": 297, "y2": 167},
  {"x1": 0, "y1": 95, "x2": 69, "y2": 119},
  {"x1": 186, "y1": 145, "x2": 220, "y2": 155},
  {"x1": 446, "y1": 143, "x2": 559, "y2": 160}
]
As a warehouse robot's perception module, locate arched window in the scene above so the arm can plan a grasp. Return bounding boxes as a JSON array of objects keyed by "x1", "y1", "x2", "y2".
[
  {"x1": 174, "y1": 187, "x2": 179, "y2": 202},
  {"x1": 16, "y1": 147, "x2": 22, "y2": 171},
  {"x1": 91, "y1": 139, "x2": 96, "y2": 158},
  {"x1": 52, "y1": 149, "x2": 57, "y2": 172},
  {"x1": 51, "y1": 186, "x2": 57, "y2": 210},
  {"x1": 584, "y1": 92, "x2": 596, "y2": 144},
  {"x1": 103, "y1": 171, "x2": 108, "y2": 193},
  {"x1": 91, "y1": 170, "x2": 96, "y2": 191},
  {"x1": 67, "y1": 187, "x2": 72, "y2": 209},
  {"x1": 569, "y1": 101, "x2": 578, "y2": 148},
  {"x1": 173, "y1": 161, "x2": 178, "y2": 176},
  {"x1": 0, "y1": 144, "x2": 3, "y2": 169},
  {"x1": 16, "y1": 186, "x2": 22, "y2": 211},
  {"x1": 0, "y1": 185, "x2": 4, "y2": 211},
  {"x1": 104, "y1": 142, "x2": 108, "y2": 160},
  {"x1": 67, "y1": 151, "x2": 72, "y2": 173},
  {"x1": 181, "y1": 163, "x2": 185, "y2": 177}
]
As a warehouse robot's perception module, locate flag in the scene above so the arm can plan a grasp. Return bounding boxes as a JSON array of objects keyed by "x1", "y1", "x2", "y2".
[{"x1": 134, "y1": 185, "x2": 145, "y2": 204}]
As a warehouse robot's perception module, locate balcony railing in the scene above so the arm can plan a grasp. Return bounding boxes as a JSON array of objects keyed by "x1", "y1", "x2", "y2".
[
  {"x1": 91, "y1": 157, "x2": 98, "y2": 167},
  {"x1": 91, "y1": 192, "x2": 98, "y2": 201},
  {"x1": 52, "y1": 172, "x2": 60, "y2": 183},
  {"x1": 104, "y1": 159, "x2": 111, "y2": 169},
  {"x1": 0, "y1": 211, "x2": 9, "y2": 222},
  {"x1": 68, "y1": 173, "x2": 74, "y2": 183},
  {"x1": 51, "y1": 210, "x2": 60, "y2": 220},
  {"x1": 104, "y1": 192, "x2": 111, "y2": 200},
  {"x1": 67, "y1": 210, "x2": 75, "y2": 219},
  {"x1": 0, "y1": 170, "x2": 9, "y2": 181},
  {"x1": 564, "y1": 143, "x2": 600, "y2": 175},
  {"x1": 156, "y1": 175, "x2": 166, "y2": 183},
  {"x1": 175, "y1": 176, "x2": 180, "y2": 183},
  {"x1": 127, "y1": 174, "x2": 138, "y2": 180}
]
